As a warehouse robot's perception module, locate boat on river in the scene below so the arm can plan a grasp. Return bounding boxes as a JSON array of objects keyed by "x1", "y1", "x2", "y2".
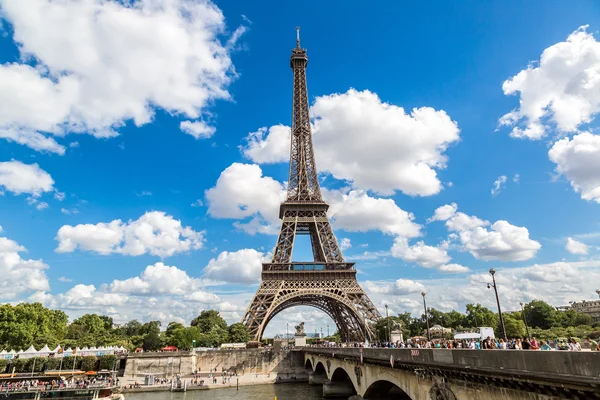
[{"x1": 0, "y1": 374, "x2": 123, "y2": 400}]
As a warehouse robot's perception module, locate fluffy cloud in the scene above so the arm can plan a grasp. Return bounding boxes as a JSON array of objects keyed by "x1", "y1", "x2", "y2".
[
  {"x1": 0, "y1": 161, "x2": 54, "y2": 196},
  {"x1": 205, "y1": 163, "x2": 286, "y2": 234},
  {"x1": 324, "y1": 189, "x2": 421, "y2": 237},
  {"x1": 565, "y1": 237, "x2": 589, "y2": 255},
  {"x1": 430, "y1": 203, "x2": 541, "y2": 261},
  {"x1": 438, "y1": 263, "x2": 470, "y2": 273},
  {"x1": 106, "y1": 262, "x2": 206, "y2": 295},
  {"x1": 0, "y1": 233, "x2": 50, "y2": 300},
  {"x1": 364, "y1": 278, "x2": 425, "y2": 296},
  {"x1": 241, "y1": 89, "x2": 460, "y2": 196},
  {"x1": 205, "y1": 164, "x2": 422, "y2": 238},
  {"x1": 55, "y1": 211, "x2": 204, "y2": 257},
  {"x1": 339, "y1": 238, "x2": 352, "y2": 251},
  {"x1": 549, "y1": 132, "x2": 600, "y2": 203},
  {"x1": 0, "y1": 0, "x2": 241, "y2": 153},
  {"x1": 491, "y1": 175, "x2": 507, "y2": 196},
  {"x1": 241, "y1": 125, "x2": 290, "y2": 164},
  {"x1": 500, "y1": 26, "x2": 600, "y2": 139},
  {"x1": 180, "y1": 121, "x2": 216, "y2": 139},
  {"x1": 202, "y1": 249, "x2": 269, "y2": 284},
  {"x1": 391, "y1": 238, "x2": 451, "y2": 268}
]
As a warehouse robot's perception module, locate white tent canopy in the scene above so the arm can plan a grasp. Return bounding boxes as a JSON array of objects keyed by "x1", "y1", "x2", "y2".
[
  {"x1": 39, "y1": 345, "x2": 51, "y2": 353},
  {"x1": 24, "y1": 345, "x2": 37, "y2": 353}
]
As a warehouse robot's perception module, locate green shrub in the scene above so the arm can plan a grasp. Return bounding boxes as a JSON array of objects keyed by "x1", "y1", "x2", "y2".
[
  {"x1": 99, "y1": 355, "x2": 116, "y2": 370},
  {"x1": 0, "y1": 359, "x2": 9, "y2": 373},
  {"x1": 46, "y1": 357, "x2": 61, "y2": 370},
  {"x1": 80, "y1": 356, "x2": 97, "y2": 371}
]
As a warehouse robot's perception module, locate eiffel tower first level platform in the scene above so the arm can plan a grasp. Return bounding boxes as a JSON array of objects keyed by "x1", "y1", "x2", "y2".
[{"x1": 241, "y1": 29, "x2": 381, "y2": 342}]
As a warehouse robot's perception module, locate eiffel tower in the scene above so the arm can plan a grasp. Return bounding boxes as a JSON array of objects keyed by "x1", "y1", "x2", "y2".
[{"x1": 241, "y1": 29, "x2": 381, "y2": 342}]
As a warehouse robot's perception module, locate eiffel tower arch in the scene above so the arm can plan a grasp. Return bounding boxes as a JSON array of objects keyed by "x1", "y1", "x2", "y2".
[{"x1": 241, "y1": 29, "x2": 381, "y2": 342}]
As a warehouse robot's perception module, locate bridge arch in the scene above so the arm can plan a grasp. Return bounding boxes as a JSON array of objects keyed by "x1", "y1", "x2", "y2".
[
  {"x1": 314, "y1": 361, "x2": 327, "y2": 375},
  {"x1": 304, "y1": 358, "x2": 313, "y2": 370},
  {"x1": 364, "y1": 380, "x2": 413, "y2": 400},
  {"x1": 257, "y1": 292, "x2": 369, "y2": 341}
]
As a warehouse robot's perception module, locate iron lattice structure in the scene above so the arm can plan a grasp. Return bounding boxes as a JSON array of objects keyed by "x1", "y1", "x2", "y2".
[{"x1": 241, "y1": 29, "x2": 381, "y2": 342}]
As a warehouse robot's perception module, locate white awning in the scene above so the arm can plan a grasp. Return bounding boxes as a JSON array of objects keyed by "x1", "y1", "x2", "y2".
[{"x1": 23, "y1": 345, "x2": 37, "y2": 353}]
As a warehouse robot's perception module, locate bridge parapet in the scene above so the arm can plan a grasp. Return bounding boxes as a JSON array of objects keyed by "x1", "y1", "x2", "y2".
[{"x1": 305, "y1": 347, "x2": 600, "y2": 378}]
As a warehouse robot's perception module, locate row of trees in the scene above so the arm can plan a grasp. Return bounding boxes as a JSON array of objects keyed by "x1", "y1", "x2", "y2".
[
  {"x1": 374, "y1": 300, "x2": 599, "y2": 341},
  {"x1": 0, "y1": 304, "x2": 250, "y2": 352},
  {"x1": 2, "y1": 300, "x2": 596, "y2": 351}
]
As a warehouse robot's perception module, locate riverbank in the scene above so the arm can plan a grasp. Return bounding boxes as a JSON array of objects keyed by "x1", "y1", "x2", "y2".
[{"x1": 120, "y1": 373, "x2": 308, "y2": 393}]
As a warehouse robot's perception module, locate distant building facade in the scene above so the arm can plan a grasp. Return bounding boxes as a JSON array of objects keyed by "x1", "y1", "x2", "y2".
[{"x1": 559, "y1": 290, "x2": 600, "y2": 323}]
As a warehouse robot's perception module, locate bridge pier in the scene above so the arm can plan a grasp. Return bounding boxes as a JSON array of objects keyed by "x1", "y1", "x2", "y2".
[
  {"x1": 308, "y1": 371, "x2": 328, "y2": 385},
  {"x1": 323, "y1": 380, "x2": 356, "y2": 398}
]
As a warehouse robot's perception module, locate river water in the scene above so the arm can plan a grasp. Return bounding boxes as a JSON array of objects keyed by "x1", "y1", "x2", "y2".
[{"x1": 126, "y1": 383, "x2": 323, "y2": 400}]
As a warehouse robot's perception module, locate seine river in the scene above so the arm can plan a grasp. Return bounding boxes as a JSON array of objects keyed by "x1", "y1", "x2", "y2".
[{"x1": 126, "y1": 383, "x2": 323, "y2": 400}]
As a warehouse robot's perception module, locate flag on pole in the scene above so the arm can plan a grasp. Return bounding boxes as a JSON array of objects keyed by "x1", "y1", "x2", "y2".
[{"x1": 390, "y1": 354, "x2": 394, "y2": 368}]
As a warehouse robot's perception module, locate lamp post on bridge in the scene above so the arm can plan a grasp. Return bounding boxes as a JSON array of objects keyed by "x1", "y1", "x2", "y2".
[
  {"x1": 421, "y1": 292, "x2": 431, "y2": 342},
  {"x1": 487, "y1": 268, "x2": 507, "y2": 341},
  {"x1": 384, "y1": 304, "x2": 390, "y2": 343},
  {"x1": 519, "y1": 302, "x2": 531, "y2": 338}
]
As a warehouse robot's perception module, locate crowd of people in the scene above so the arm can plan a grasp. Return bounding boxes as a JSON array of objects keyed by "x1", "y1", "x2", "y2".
[
  {"x1": 0, "y1": 376, "x2": 115, "y2": 392},
  {"x1": 360, "y1": 336, "x2": 599, "y2": 351}
]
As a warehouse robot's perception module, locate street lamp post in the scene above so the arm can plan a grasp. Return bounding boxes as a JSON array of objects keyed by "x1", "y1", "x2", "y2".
[
  {"x1": 487, "y1": 268, "x2": 507, "y2": 341},
  {"x1": 327, "y1": 324, "x2": 329, "y2": 338},
  {"x1": 385, "y1": 304, "x2": 390, "y2": 343},
  {"x1": 421, "y1": 292, "x2": 431, "y2": 342},
  {"x1": 519, "y1": 302, "x2": 531, "y2": 338}
]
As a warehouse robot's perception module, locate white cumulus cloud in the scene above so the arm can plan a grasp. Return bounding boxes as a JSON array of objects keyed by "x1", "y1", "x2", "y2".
[
  {"x1": 565, "y1": 237, "x2": 589, "y2": 255},
  {"x1": 180, "y1": 120, "x2": 216, "y2": 139},
  {"x1": 55, "y1": 211, "x2": 204, "y2": 257},
  {"x1": 364, "y1": 279, "x2": 425, "y2": 296},
  {"x1": 0, "y1": 0, "x2": 242, "y2": 153},
  {"x1": 0, "y1": 233, "x2": 50, "y2": 300},
  {"x1": 241, "y1": 89, "x2": 460, "y2": 196},
  {"x1": 205, "y1": 163, "x2": 286, "y2": 235},
  {"x1": 0, "y1": 161, "x2": 54, "y2": 196},
  {"x1": 391, "y1": 238, "x2": 451, "y2": 268},
  {"x1": 549, "y1": 132, "x2": 600, "y2": 203},
  {"x1": 500, "y1": 26, "x2": 600, "y2": 139},
  {"x1": 202, "y1": 249, "x2": 269, "y2": 284},
  {"x1": 430, "y1": 203, "x2": 541, "y2": 261}
]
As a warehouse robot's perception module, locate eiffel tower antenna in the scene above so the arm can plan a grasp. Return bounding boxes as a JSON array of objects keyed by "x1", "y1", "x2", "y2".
[{"x1": 241, "y1": 29, "x2": 381, "y2": 342}]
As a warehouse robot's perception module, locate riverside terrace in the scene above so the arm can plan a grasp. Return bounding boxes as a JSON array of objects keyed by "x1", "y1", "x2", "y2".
[{"x1": 303, "y1": 347, "x2": 600, "y2": 399}]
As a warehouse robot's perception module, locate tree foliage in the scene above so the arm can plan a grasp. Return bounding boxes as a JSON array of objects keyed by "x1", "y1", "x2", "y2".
[{"x1": 228, "y1": 323, "x2": 250, "y2": 343}]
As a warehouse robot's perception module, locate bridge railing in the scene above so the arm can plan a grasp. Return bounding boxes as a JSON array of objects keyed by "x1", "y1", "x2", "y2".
[{"x1": 304, "y1": 347, "x2": 600, "y2": 378}]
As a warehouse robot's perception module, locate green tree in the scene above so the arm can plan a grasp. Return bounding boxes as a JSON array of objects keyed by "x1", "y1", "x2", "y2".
[
  {"x1": 465, "y1": 304, "x2": 498, "y2": 328},
  {"x1": 524, "y1": 300, "x2": 558, "y2": 329},
  {"x1": 228, "y1": 323, "x2": 250, "y2": 343},
  {"x1": 124, "y1": 320, "x2": 143, "y2": 337},
  {"x1": 375, "y1": 317, "x2": 401, "y2": 342},
  {"x1": 397, "y1": 312, "x2": 421, "y2": 337},
  {"x1": 166, "y1": 322, "x2": 185, "y2": 337},
  {"x1": 191, "y1": 310, "x2": 227, "y2": 334},
  {"x1": 503, "y1": 314, "x2": 527, "y2": 338},
  {"x1": 0, "y1": 303, "x2": 68, "y2": 350}
]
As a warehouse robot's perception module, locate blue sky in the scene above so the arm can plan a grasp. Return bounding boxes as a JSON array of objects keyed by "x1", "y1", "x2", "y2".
[{"x1": 1, "y1": 0, "x2": 600, "y2": 336}]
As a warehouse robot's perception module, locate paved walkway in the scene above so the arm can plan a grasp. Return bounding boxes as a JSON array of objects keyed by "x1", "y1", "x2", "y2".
[{"x1": 120, "y1": 373, "x2": 308, "y2": 393}]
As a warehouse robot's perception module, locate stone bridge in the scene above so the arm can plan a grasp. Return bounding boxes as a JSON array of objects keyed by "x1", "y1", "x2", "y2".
[{"x1": 304, "y1": 348, "x2": 600, "y2": 399}]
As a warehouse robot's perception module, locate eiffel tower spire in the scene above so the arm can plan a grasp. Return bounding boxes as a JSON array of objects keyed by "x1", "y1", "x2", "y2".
[{"x1": 241, "y1": 30, "x2": 380, "y2": 342}]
